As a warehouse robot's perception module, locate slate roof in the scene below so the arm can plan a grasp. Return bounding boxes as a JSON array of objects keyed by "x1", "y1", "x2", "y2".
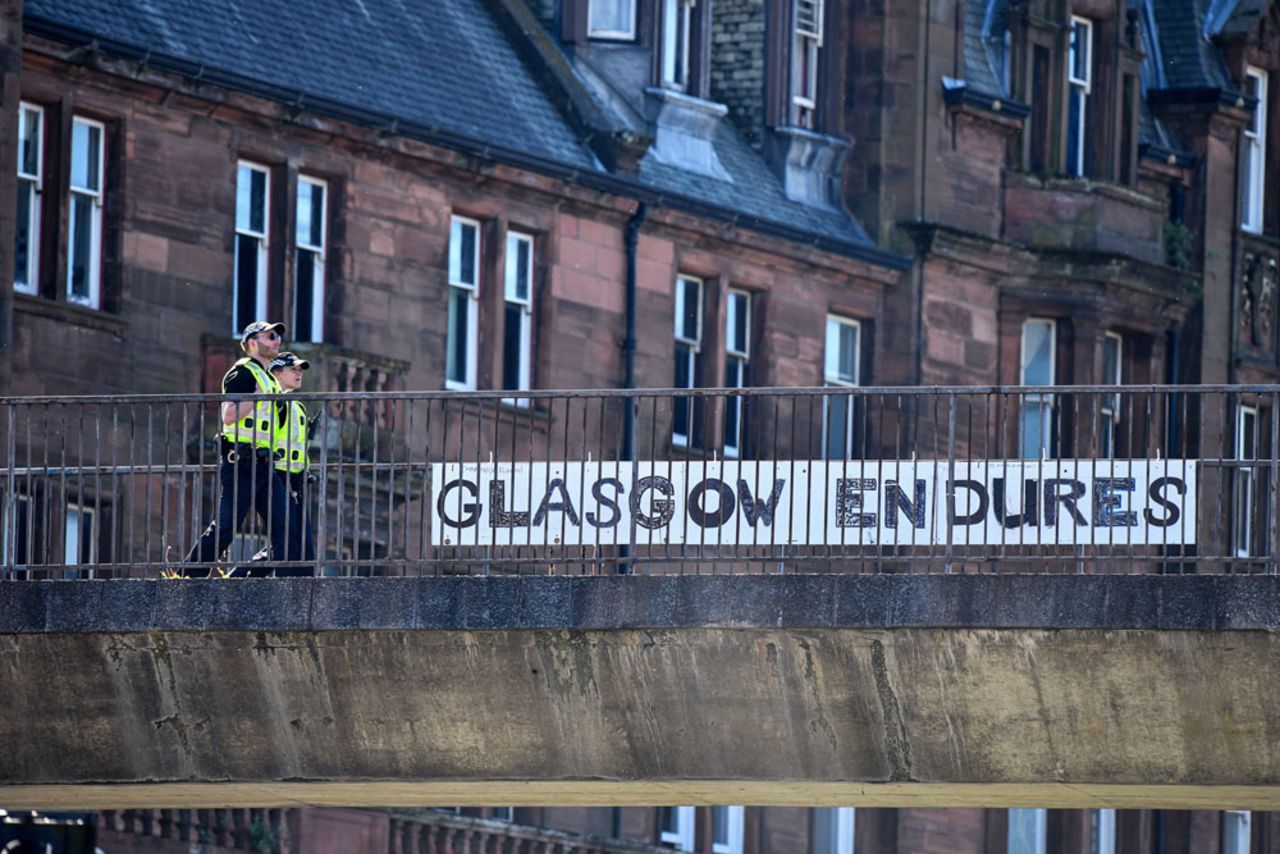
[{"x1": 25, "y1": 0, "x2": 891, "y2": 262}]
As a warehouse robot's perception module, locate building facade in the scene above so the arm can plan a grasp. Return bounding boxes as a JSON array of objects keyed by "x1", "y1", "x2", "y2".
[{"x1": 2, "y1": 0, "x2": 1278, "y2": 850}]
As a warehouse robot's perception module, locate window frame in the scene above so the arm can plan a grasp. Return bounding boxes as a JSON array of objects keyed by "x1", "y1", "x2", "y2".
[
  {"x1": 1100, "y1": 332, "x2": 1122, "y2": 458},
  {"x1": 234, "y1": 160, "x2": 271, "y2": 335},
  {"x1": 711, "y1": 806, "x2": 744, "y2": 854},
  {"x1": 791, "y1": 0, "x2": 824, "y2": 123},
  {"x1": 502, "y1": 229, "x2": 536, "y2": 406},
  {"x1": 811, "y1": 807, "x2": 855, "y2": 854},
  {"x1": 1007, "y1": 808, "x2": 1047, "y2": 854},
  {"x1": 660, "y1": 0, "x2": 694, "y2": 91},
  {"x1": 822, "y1": 314, "x2": 862, "y2": 460},
  {"x1": 1242, "y1": 67, "x2": 1268, "y2": 234},
  {"x1": 2, "y1": 492, "x2": 32, "y2": 568},
  {"x1": 1019, "y1": 318, "x2": 1057, "y2": 459},
  {"x1": 723, "y1": 288, "x2": 751, "y2": 458},
  {"x1": 588, "y1": 0, "x2": 637, "y2": 40},
  {"x1": 67, "y1": 115, "x2": 106, "y2": 310},
  {"x1": 1234, "y1": 404, "x2": 1258, "y2": 558},
  {"x1": 1066, "y1": 16, "x2": 1093, "y2": 177},
  {"x1": 294, "y1": 174, "x2": 328, "y2": 344},
  {"x1": 446, "y1": 215, "x2": 482, "y2": 391},
  {"x1": 673, "y1": 273, "x2": 703, "y2": 448},
  {"x1": 1223, "y1": 810, "x2": 1251, "y2": 854},
  {"x1": 15, "y1": 102, "x2": 44, "y2": 296},
  {"x1": 1090, "y1": 808, "x2": 1116, "y2": 854},
  {"x1": 64, "y1": 503, "x2": 96, "y2": 568},
  {"x1": 659, "y1": 806, "x2": 696, "y2": 851}
]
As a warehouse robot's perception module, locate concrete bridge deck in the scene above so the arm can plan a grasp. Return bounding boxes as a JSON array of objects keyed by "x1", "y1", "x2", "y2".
[{"x1": 2, "y1": 575, "x2": 1278, "y2": 810}]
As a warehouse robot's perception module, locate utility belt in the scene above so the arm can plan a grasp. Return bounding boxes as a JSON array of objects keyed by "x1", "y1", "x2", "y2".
[{"x1": 220, "y1": 439, "x2": 275, "y2": 465}]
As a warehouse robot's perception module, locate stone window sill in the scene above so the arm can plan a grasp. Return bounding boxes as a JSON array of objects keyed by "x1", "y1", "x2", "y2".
[{"x1": 14, "y1": 292, "x2": 128, "y2": 338}]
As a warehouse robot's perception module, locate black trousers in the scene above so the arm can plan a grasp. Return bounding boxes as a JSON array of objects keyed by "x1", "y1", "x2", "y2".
[
  {"x1": 185, "y1": 444, "x2": 290, "y2": 575},
  {"x1": 277, "y1": 472, "x2": 316, "y2": 576}
]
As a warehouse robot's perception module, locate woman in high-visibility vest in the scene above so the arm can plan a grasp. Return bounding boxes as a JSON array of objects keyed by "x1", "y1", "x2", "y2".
[
  {"x1": 181, "y1": 321, "x2": 291, "y2": 576},
  {"x1": 270, "y1": 352, "x2": 316, "y2": 572}
]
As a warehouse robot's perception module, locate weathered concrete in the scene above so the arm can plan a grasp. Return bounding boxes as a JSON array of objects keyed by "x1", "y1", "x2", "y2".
[{"x1": 2, "y1": 576, "x2": 1279, "y2": 810}]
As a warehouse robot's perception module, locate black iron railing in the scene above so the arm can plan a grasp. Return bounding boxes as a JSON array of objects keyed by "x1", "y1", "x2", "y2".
[{"x1": 0, "y1": 386, "x2": 1275, "y2": 577}]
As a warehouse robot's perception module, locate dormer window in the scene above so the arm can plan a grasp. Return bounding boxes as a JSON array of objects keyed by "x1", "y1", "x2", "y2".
[
  {"x1": 791, "y1": 0, "x2": 823, "y2": 126},
  {"x1": 588, "y1": 0, "x2": 636, "y2": 40},
  {"x1": 660, "y1": 0, "x2": 695, "y2": 90},
  {"x1": 1242, "y1": 66, "x2": 1268, "y2": 234},
  {"x1": 1066, "y1": 16, "x2": 1093, "y2": 177}
]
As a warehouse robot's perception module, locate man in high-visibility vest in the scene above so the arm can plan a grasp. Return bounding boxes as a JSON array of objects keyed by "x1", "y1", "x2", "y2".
[
  {"x1": 182, "y1": 320, "x2": 291, "y2": 576},
  {"x1": 269, "y1": 351, "x2": 315, "y2": 573}
]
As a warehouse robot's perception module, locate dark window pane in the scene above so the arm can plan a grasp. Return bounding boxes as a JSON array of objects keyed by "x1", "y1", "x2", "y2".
[
  {"x1": 825, "y1": 395, "x2": 850, "y2": 460},
  {"x1": 516, "y1": 239, "x2": 530, "y2": 301},
  {"x1": 236, "y1": 233, "x2": 260, "y2": 332},
  {"x1": 15, "y1": 183, "x2": 33, "y2": 287},
  {"x1": 503, "y1": 302, "x2": 523, "y2": 391},
  {"x1": 69, "y1": 194, "x2": 93, "y2": 298},
  {"x1": 679, "y1": 280, "x2": 699, "y2": 339},
  {"x1": 459, "y1": 225, "x2": 476, "y2": 285},
  {"x1": 295, "y1": 248, "x2": 317, "y2": 341},
  {"x1": 447, "y1": 287, "x2": 470, "y2": 383},
  {"x1": 309, "y1": 183, "x2": 325, "y2": 246},
  {"x1": 250, "y1": 169, "x2": 267, "y2": 233}
]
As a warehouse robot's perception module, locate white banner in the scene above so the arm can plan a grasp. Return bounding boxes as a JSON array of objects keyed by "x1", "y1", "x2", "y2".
[{"x1": 430, "y1": 460, "x2": 1197, "y2": 547}]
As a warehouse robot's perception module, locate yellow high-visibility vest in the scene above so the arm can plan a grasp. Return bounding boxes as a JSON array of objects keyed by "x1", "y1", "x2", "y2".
[
  {"x1": 274, "y1": 398, "x2": 309, "y2": 474},
  {"x1": 223, "y1": 357, "x2": 282, "y2": 450}
]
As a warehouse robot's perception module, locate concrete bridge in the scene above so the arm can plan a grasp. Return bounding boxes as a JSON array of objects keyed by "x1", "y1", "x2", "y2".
[{"x1": 2, "y1": 574, "x2": 1278, "y2": 811}]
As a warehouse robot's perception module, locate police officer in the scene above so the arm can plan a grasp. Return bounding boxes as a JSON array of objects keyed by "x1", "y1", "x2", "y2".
[
  {"x1": 183, "y1": 320, "x2": 291, "y2": 575},
  {"x1": 269, "y1": 351, "x2": 316, "y2": 573}
]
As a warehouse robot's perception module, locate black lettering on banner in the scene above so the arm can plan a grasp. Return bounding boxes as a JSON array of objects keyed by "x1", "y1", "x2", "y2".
[
  {"x1": 489, "y1": 480, "x2": 530, "y2": 528},
  {"x1": 586, "y1": 478, "x2": 624, "y2": 528},
  {"x1": 1144, "y1": 476, "x2": 1185, "y2": 527},
  {"x1": 885, "y1": 479, "x2": 927, "y2": 529},
  {"x1": 948, "y1": 479, "x2": 989, "y2": 525},
  {"x1": 438, "y1": 479, "x2": 480, "y2": 528},
  {"x1": 688, "y1": 478, "x2": 736, "y2": 528},
  {"x1": 1044, "y1": 478, "x2": 1088, "y2": 526},
  {"x1": 738, "y1": 478, "x2": 786, "y2": 526},
  {"x1": 631, "y1": 476, "x2": 675, "y2": 530},
  {"x1": 992, "y1": 478, "x2": 1038, "y2": 528},
  {"x1": 1093, "y1": 478, "x2": 1137, "y2": 527},
  {"x1": 835, "y1": 479, "x2": 878, "y2": 527},
  {"x1": 532, "y1": 478, "x2": 581, "y2": 527}
]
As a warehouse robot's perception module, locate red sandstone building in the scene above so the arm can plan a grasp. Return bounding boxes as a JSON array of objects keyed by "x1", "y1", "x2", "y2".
[{"x1": 1, "y1": 0, "x2": 1277, "y2": 850}]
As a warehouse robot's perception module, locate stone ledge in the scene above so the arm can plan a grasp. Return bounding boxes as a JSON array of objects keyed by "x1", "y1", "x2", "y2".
[{"x1": 2, "y1": 573, "x2": 1278, "y2": 634}]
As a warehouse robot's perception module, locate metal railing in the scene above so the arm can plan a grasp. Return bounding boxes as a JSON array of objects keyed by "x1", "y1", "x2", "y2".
[{"x1": 0, "y1": 385, "x2": 1275, "y2": 578}]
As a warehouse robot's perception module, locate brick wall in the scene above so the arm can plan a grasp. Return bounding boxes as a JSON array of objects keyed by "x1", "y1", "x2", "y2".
[{"x1": 710, "y1": 0, "x2": 767, "y2": 148}]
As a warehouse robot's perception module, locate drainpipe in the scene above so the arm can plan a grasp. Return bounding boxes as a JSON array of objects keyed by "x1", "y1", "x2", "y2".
[
  {"x1": 622, "y1": 202, "x2": 649, "y2": 460},
  {"x1": 620, "y1": 202, "x2": 648, "y2": 576}
]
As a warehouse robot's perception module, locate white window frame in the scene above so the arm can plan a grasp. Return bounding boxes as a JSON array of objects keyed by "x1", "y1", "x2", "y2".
[
  {"x1": 792, "y1": 0, "x2": 824, "y2": 120},
  {"x1": 490, "y1": 807, "x2": 514, "y2": 822},
  {"x1": 1100, "y1": 332, "x2": 1122, "y2": 458},
  {"x1": 502, "y1": 230, "x2": 535, "y2": 406},
  {"x1": 234, "y1": 160, "x2": 271, "y2": 334},
  {"x1": 822, "y1": 314, "x2": 862, "y2": 460},
  {"x1": 1019, "y1": 318, "x2": 1057, "y2": 459},
  {"x1": 15, "y1": 102, "x2": 44, "y2": 296},
  {"x1": 446, "y1": 215, "x2": 481, "y2": 391},
  {"x1": 1224, "y1": 810, "x2": 1251, "y2": 854},
  {"x1": 1090, "y1": 809, "x2": 1116, "y2": 854},
  {"x1": 724, "y1": 288, "x2": 751, "y2": 458},
  {"x1": 812, "y1": 807, "x2": 855, "y2": 854},
  {"x1": 659, "y1": 806, "x2": 696, "y2": 852},
  {"x1": 294, "y1": 175, "x2": 328, "y2": 343},
  {"x1": 1067, "y1": 16, "x2": 1093, "y2": 177},
  {"x1": 711, "y1": 806, "x2": 744, "y2": 854},
  {"x1": 1007, "y1": 808, "x2": 1047, "y2": 854},
  {"x1": 1234, "y1": 405, "x2": 1258, "y2": 558},
  {"x1": 588, "y1": 0, "x2": 636, "y2": 39},
  {"x1": 64, "y1": 503, "x2": 95, "y2": 567},
  {"x1": 661, "y1": 0, "x2": 694, "y2": 91},
  {"x1": 673, "y1": 274, "x2": 703, "y2": 448},
  {"x1": 67, "y1": 116, "x2": 105, "y2": 309},
  {"x1": 1242, "y1": 67, "x2": 1268, "y2": 234}
]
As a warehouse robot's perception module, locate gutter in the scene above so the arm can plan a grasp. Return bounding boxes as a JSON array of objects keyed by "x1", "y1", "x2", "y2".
[{"x1": 25, "y1": 17, "x2": 911, "y2": 273}]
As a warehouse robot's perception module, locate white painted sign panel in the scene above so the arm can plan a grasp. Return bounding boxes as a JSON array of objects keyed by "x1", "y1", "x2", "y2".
[{"x1": 430, "y1": 460, "x2": 1197, "y2": 547}]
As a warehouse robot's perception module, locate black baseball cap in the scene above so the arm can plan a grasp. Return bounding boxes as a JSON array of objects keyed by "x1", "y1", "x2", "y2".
[
  {"x1": 269, "y1": 352, "x2": 311, "y2": 371},
  {"x1": 240, "y1": 320, "x2": 286, "y2": 350}
]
